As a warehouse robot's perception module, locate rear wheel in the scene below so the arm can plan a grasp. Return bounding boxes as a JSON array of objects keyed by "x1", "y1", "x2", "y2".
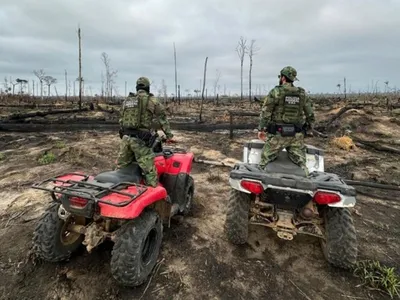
[
  {"x1": 321, "y1": 207, "x2": 358, "y2": 269},
  {"x1": 111, "y1": 209, "x2": 163, "y2": 287},
  {"x1": 225, "y1": 189, "x2": 251, "y2": 244},
  {"x1": 32, "y1": 202, "x2": 85, "y2": 262}
]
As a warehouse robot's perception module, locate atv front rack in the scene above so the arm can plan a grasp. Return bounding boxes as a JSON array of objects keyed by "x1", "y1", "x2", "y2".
[{"x1": 32, "y1": 173, "x2": 148, "y2": 208}]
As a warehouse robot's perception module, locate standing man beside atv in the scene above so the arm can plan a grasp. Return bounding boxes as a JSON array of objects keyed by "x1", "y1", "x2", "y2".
[
  {"x1": 258, "y1": 66, "x2": 315, "y2": 175},
  {"x1": 117, "y1": 76, "x2": 174, "y2": 187}
]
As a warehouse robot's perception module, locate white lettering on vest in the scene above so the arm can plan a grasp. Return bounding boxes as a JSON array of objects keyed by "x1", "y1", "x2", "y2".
[
  {"x1": 285, "y1": 96, "x2": 300, "y2": 105},
  {"x1": 125, "y1": 99, "x2": 138, "y2": 108}
]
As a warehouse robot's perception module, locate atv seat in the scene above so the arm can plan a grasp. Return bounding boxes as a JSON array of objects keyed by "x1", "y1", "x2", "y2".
[
  {"x1": 264, "y1": 151, "x2": 307, "y2": 177},
  {"x1": 94, "y1": 163, "x2": 143, "y2": 184}
]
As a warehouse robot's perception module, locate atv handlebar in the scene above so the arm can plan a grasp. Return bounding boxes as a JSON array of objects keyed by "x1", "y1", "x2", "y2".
[{"x1": 150, "y1": 135, "x2": 178, "y2": 152}]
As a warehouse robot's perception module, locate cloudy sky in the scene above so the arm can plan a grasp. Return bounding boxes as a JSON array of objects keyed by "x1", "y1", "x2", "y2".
[{"x1": 1, "y1": 0, "x2": 399, "y2": 96}]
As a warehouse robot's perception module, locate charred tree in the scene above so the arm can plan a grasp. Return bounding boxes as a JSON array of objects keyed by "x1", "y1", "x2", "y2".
[
  {"x1": 199, "y1": 57, "x2": 208, "y2": 122},
  {"x1": 78, "y1": 25, "x2": 82, "y2": 110}
]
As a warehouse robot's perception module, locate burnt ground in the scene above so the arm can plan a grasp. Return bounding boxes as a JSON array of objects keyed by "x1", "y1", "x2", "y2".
[{"x1": 0, "y1": 104, "x2": 400, "y2": 300}]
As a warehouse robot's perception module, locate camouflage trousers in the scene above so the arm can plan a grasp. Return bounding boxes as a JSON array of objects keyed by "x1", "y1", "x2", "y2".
[
  {"x1": 259, "y1": 132, "x2": 308, "y2": 176},
  {"x1": 116, "y1": 135, "x2": 158, "y2": 187}
]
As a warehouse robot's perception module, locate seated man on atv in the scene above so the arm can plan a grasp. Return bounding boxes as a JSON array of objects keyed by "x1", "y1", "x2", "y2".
[
  {"x1": 117, "y1": 76, "x2": 174, "y2": 187},
  {"x1": 257, "y1": 66, "x2": 315, "y2": 176}
]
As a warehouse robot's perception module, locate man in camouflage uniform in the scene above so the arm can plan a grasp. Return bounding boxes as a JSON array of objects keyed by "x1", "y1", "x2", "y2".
[
  {"x1": 258, "y1": 66, "x2": 315, "y2": 175},
  {"x1": 117, "y1": 76, "x2": 173, "y2": 187}
]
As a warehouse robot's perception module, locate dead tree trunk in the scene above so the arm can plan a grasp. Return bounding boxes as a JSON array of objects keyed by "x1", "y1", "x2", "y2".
[
  {"x1": 248, "y1": 40, "x2": 259, "y2": 104},
  {"x1": 249, "y1": 56, "x2": 253, "y2": 104},
  {"x1": 178, "y1": 84, "x2": 181, "y2": 105},
  {"x1": 78, "y1": 25, "x2": 82, "y2": 110},
  {"x1": 199, "y1": 57, "x2": 208, "y2": 122},
  {"x1": 174, "y1": 42, "x2": 178, "y2": 104},
  {"x1": 65, "y1": 70, "x2": 68, "y2": 101}
]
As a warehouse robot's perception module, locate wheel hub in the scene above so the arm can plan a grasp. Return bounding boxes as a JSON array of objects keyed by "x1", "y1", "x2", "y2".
[{"x1": 60, "y1": 215, "x2": 86, "y2": 246}]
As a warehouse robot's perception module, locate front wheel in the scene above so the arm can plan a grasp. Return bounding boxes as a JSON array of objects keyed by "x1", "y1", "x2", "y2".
[
  {"x1": 225, "y1": 189, "x2": 251, "y2": 244},
  {"x1": 32, "y1": 202, "x2": 86, "y2": 262},
  {"x1": 110, "y1": 209, "x2": 163, "y2": 287},
  {"x1": 321, "y1": 207, "x2": 358, "y2": 269},
  {"x1": 181, "y1": 175, "x2": 195, "y2": 215}
]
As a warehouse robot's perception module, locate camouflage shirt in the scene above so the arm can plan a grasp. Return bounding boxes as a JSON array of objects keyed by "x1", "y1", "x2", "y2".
[
  {"x1": 119, "y1": 90, "x2": 173, "y2": 138},
  {"x1": 258, "y1": 82, "x2": 315, "y2": 130}
]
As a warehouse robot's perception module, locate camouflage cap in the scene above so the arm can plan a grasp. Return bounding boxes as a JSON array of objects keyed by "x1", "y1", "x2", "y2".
[
  {"x1": 279, "y1": 66, "x2": 299, "y2": 82},
  {"x1": 136, "y1": 76, "x2": 151, "y2": 87}
]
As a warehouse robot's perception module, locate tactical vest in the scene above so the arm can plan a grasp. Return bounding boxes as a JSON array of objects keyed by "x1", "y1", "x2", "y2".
[
  {"x1": 120, "y1": 90, "x2": 153, "y2": 129},
  {"x1": 273, "y1": 85, "x2": 306, "y2": 124}
]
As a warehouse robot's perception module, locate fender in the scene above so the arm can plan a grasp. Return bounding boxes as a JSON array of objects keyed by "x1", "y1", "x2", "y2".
[
  {"x1": 154, "y1": 155, "x2": 167, "y2": 176},
  {"x1": 164, "y1": 152, "x2": 194, "y2": 175},
  {"x1": 157, "y1": 152, "x2": 194, "y2": 207},
  {"x1": 98, "y1": 185, "x2": 168, "y2": 219}
]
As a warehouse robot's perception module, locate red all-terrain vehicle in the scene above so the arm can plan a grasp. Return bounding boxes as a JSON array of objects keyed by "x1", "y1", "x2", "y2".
[{"x1": 31, "y1": 136, "x2": 194, "y2": 287}]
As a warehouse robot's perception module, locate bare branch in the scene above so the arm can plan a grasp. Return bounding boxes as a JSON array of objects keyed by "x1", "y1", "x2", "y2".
[
  {"x1": 33, "y1": 69, "x2": 46, "y2": 99},
  {"x1": 236, "y1": 36, "x2": 248, "y2": 59},
  {"x1": 213, "y1": 69, "x2": 222, "y2": 99},
  {"x1": 236, "y1": 36, "x2": 248, "y2": 101},
  {"x1": 248, "y1": 39, "x2": 260, "y2": 103},
  {"x1": 101, "y1": 52, "x2": 118, "y2": 99},
  {"x1": 43, "y1": 76, "x2": 57, "y2": 96}
]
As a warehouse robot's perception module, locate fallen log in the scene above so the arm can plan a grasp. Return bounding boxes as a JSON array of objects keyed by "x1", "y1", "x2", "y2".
[
  {"x1": 4, "y1": 108, "x2": 89, "y2": 121},
  {"x1": 193, "y1": 159, "x2": 400, "y2": 193},
  {"x1": 352, "y1": 136, "x2": 400, "y2": 155},
  {"x1": 4, "y1": 117, "x2": 110, "y2": 124},
  {"x1": 0, "y1": 122, "x2": 258, "y2": 133},
  {"x1": 193, "y1": 158, "x2": 235, "y2": 168},
  {"x1": 355, "y1": 188, "x2": 399, "y2": 202},
  {"x1": 312, "y1": 129, "x2": 328, "y2": 138},
  {"x1": 344, "y1": 180, "x2": 400, "y2": 191},
  {"x1": 323, "y1": 104, "x2": 364, "y2": 127}
]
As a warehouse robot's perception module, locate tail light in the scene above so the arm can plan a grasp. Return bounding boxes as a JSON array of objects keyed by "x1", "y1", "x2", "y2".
[
  {"x1": 240, "y1": 180, "x2": 264, "y2": 194},
  {"x1": 313, "y1": 191, "x2": 341, "y2": 205},
  {"x1": 69, "y1": 197, "x2": 87, "y2": 208}
]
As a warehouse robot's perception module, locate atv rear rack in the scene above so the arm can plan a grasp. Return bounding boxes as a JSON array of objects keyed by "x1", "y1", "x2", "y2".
[{"x1": 32, "y1": 174, "x2": 148, "y2": 207}]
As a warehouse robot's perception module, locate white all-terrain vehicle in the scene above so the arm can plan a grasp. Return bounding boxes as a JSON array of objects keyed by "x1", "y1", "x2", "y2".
[{"x1": 225, "y1": 139, "x2": 358, "y2": 269}]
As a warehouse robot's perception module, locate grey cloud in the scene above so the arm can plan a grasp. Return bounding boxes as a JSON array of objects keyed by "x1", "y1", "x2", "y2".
[{"x1": 1, "y1": 0, "x2": 399, "y2": 96}]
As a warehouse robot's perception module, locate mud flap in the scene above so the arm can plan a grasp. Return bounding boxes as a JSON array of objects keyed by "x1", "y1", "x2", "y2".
[{"x1": 161, "y1": 173, "x2": 190, "y2": 210}]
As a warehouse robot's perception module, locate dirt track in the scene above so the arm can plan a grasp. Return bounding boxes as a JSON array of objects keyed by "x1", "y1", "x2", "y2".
[{"x1": 0, "y1": 123, "x2": 399, "y2": 300}]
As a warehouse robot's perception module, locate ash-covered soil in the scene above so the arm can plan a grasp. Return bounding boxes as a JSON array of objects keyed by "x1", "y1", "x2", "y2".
[{"x1": 0, "y1": 100, "x2": 399, "y2": 300}]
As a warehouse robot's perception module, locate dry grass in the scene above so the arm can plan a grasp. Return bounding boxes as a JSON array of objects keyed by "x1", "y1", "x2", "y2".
[
  {"x1": 331, "y1": 136, "x2": 357, "y2": 151},
  {"x1": 206, "y1": 170, "x2": 223, "y2": 182}
]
